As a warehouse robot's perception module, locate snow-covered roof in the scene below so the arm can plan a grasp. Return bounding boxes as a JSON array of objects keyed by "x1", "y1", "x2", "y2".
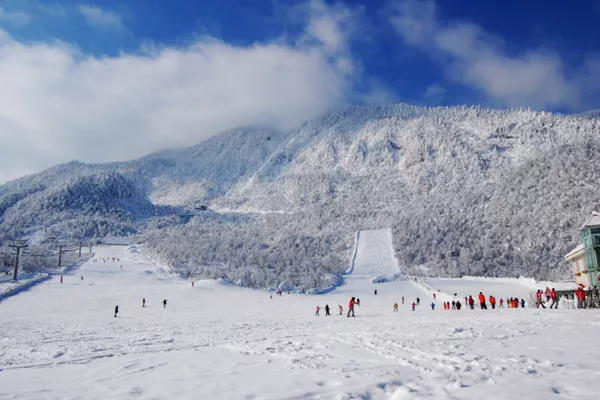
[
  {"x1": 564, "y1": 243, "x2": 584, "y2": 260},
  {"x1": 580, "y1": 211, "x2": 600, "y2": 229}
]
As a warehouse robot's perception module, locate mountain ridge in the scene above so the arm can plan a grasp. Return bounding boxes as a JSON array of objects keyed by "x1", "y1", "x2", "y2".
[{"x1": 2, "y1": 103, "x2": 599, "y2": 285}]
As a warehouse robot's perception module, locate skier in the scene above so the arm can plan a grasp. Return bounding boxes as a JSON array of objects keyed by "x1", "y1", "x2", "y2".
[
  {"x1": 81, "y1": 276, "x2": 84, "y2": 281},
  {"x1": 325, "y1": 304, "x2": 330, "y2": 316},
  {"x1": 536, "y1": 290, "x2": 546, "y2": 309},
  {"x1": 393, "y1": 302, "x2": 398, "y2": 312},
  {"x1": 489, "y1": 295, "x2": 496, "y2": 309},
  {"x1": 315, "y1": 306, "x2": 320, "y2": 316},
  {"x1": 192, "y1": 281, "x2": 195, "y2": 288},
  {"x1": 60, "y1": 275, "x2": 63, "y2": 284},
  {"x1": 163, "y1": 299, "x2": 167, "y2": 308},
  {"x1": 468, "y1": 296, "x2": 475, "y2": 310},
  {"x1": 456, "y1": 301, "x2": 462, "y2": 310},
  {"x1": 499, "y1": 298, "x2": 504, "y2": 308},
  {"x1": 478, "y1": 292, "x2": 487, "y2": 309},
  {"x1": 142, "y1": 298, "x2": 146, "y2": 307},
  {"x1": 374, "y1": 289, "x2": 377, "y2": 295},
  {"x1": 520, "y1": 298, "x2": 525, "y2": 308},
  {"x1": 401, "y1": 296, "x2": 405, "y2": 305},
  {"x1": 549, "y1": 288, "x2": 558, "y2": 309},
  {"x1": 347, "y1": 297, "x2": 357, "y2": 317},
  {"x1": 338, "y1": 305, "x2": 343, "y2": 315},
  {"x1": 416, "y1": 297, "x2": 420, "y2": 306},
  {"x1": 576, "y1": 288, "x2": 586, "y2": 309},
  {"x1": 411, "y1": 302, "x2": 416, "y2": 311},
  {"x1": 433, "y1": 293, "x2": 436, "y2": 299},
  {"x1": 443, "y1": 302, "x2": 447, "y2": 310},
  {"x1": 431, "y1": 302, "x2": 435, "y2": 310},
  {"x1": 451, "y1": 301, "x2": 456, "y2": 310},
  {"x1": 114, "y1": 305, "x2": 119, "y2": 318}
]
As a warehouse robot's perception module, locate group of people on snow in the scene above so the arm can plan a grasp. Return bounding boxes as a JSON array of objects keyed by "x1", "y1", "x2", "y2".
[
  {"x1": 114, "y1": 298, "x2": 167, "y2": 317},
  {"x1": 315, "y1": 297, "x2": 362, "y2": 317}
]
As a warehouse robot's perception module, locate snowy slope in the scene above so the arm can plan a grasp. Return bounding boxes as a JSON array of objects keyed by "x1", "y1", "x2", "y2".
[
  {"x1": 3, "y1": 103, "x2": 600, "y2": 281},
  {"x1": 350, "y1": 230, "x2": 400, "y2": 278},
  {"x1": 1, "y1": 245, "x2": 600, "y2": 399}
]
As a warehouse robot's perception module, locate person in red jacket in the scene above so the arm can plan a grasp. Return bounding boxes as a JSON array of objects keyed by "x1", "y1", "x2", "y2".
[
  {"x1": 347, "y1": 297, "x2": 356, "y2": 317},
  {"x1": 478, "y1": 292, "x2": 487, "y2": 309},
  {"x1": 576, "y1": 288, "x2": 586, "y2": 309},
  {"x1": 549, "y1": 288, "x2": 559, "y2": 309},
  {"x1": 489, "y1": 295, "x2": 496, "y2": 309},
  {"x1": 468, "y1": 296, "x2": 475, "y2": 310},
  {"x1": 499, "y1": 298, "x2": 504, "y2": 308}
]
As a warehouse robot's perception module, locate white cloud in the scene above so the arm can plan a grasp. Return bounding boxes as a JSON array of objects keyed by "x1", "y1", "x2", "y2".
[
  {"x1": 388, "y1": 0, "x2": 599, "y2": 110},
  {"x1": 0, "y1": 6, "x2": 31, "y2": 26},
  {"x1": 0, "y1": 29, "x2": 354, "y2": 183},
  {"x1": 424, "y1": 83, "x2": 447, "y2": 104},
  {"x1": 78, "y1": 4, "x2": 124, "y2": 30}
]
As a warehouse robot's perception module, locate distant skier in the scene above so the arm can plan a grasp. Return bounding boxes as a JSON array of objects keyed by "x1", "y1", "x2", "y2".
[
  {"x1": 549, "y1": 288, "x2": 559, "y2": 309},
  {"x1": 60, "y1": 275, "x2": 63, "y2": 284},
  {"x1": 338, "y1": 305, "x2": 343, "y2": 315},
  {"x1": 325, "y1": 304, "x2": 330, "y2": 316},
  {"x1": 456, "y1": 301, "x2": 462, "y2": 310},
  {"x1": 416, "y1": 297, "x2": 420, "y2": 306},
  {"x1": 192, "y1": 281, "x2": 195, "y2": 288},
  {"x1": 451, "y1": 301, "x2": 456, "y2": 310},
  {"x1": 536, "y1": 290, "x2": 546, "y2": 308},
  {"x1": 347, "y1": 297, "x2": 356, "y2": 317},
  {"x1": 401, "y1": 296, "x2": 405, "y2": 305},
  {"x1": 499, "y1": 298, "x2": 504, "y2": 308},
  {"x1": 374, "y1": 289, "x2": 378, "y2": 295},
  {"x1": 489, "y1": 295, "x2": 496, "y2": 310},
  {"x1": 520, "y1": 299, "x2": 525, "y2": 308},
  {"x1": 315, "y1": 306, "x2": 320, "y2": 316},
  {"x1": 163, "y1": 299, "x2": 167, "y2": 308},
  {"x1": 411, "y1": 302, "x2": 416, "y2": 311},
  {"x1": 431, "y1": 302, "x2": 435, "y2": 310},
  {"x1": 433, "y1": 293, "x2": 436, "y2": 299},
  {"x1": 142, "y1": 298, "x2": 146, "y2": 307},
  {"x1": 478, "y1": 292, "x2": 487, "y2": 309},
  {"x1": 114, "y1": 305, "x2": 119, "y2": 318},
  {"x1": 81, "y1": 276, "x2": 84, "y2": 281},
  {"x1": 393, "y1": 302, "x2": 398, "y2": 312},
  {"x1": 468, "y1": 296, "x2": 475, "y2": 310}
]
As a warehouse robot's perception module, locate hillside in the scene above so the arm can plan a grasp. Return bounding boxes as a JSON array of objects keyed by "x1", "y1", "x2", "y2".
[{"x1": 1, "y1": 104, "x2": 600, "y2": 285}]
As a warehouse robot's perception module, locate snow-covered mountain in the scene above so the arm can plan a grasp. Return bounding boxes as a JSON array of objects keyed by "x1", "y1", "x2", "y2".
[{"x1": 2, "y1": 104, "x2": 599, "y2": 284}]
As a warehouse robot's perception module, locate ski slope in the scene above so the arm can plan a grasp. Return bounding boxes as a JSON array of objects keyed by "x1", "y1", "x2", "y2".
[
  {"x1": 350, "y1": 230, "x2": 399, "y2": 278},
  {"x1": 1, "y1": 245, "x2": 600, "y2": 400}
]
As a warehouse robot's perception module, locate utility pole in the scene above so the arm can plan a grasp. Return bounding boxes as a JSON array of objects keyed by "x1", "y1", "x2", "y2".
[
  {"x1": 89, "y1": 243, "x2": 93, "y2": 253},
  {"x1": 58, "y1": 245, "x2": 65, "y2": 268},
  {"x1": 8, "y1": 243, "x2": 28, "y2": 281}
]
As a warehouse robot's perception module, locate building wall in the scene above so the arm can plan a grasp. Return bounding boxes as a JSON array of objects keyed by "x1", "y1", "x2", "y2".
[{"x1": 571, "y1": 254, "x2": 591, "y2": 287}]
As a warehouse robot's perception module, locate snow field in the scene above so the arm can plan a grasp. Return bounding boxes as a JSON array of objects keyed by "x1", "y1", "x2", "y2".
[{"x1": 0, "y1": 242, "x2": 599, "y2": 399}]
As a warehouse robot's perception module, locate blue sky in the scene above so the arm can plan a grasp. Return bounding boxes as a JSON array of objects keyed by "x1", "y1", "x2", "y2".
[{"x1": 0, "y1": 0, "x2": 599, "y2": 181}]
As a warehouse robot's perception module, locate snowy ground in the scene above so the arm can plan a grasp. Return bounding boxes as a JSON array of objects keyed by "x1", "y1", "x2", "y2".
[{"x1": 1, "y1": 235, "x2": 600, "y2": 400}]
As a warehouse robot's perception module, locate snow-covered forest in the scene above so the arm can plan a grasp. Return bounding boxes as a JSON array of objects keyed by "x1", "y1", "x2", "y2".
[{"x1": 1, "y1": 104, "x2": 599, "y2": 287}]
